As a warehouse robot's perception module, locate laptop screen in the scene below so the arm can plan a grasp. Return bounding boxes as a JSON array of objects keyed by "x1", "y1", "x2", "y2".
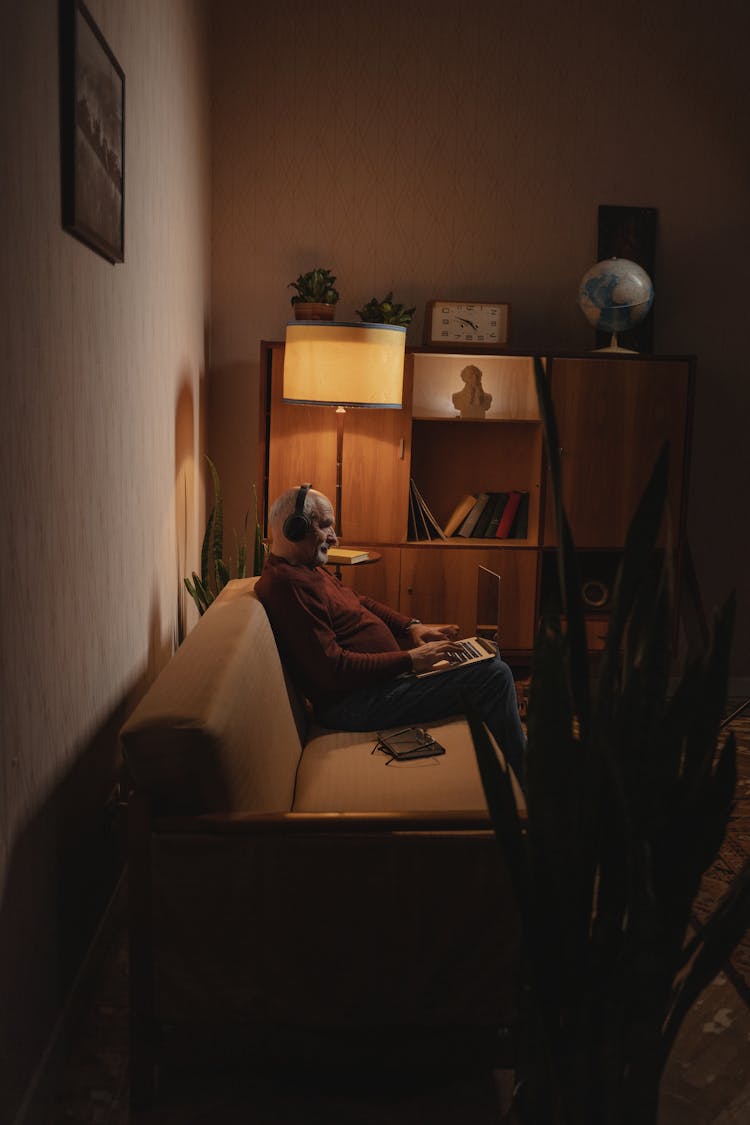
[{"x1": 476, "y1": 565, "x2": 502, "y2": 644}]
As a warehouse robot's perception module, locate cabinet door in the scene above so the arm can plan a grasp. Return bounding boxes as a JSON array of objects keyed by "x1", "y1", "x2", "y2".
[
  {"x1": 335, "y1": 547, "x2": 402, "y2": 608},
  {"x1": 546, "y1": 357, "x2": 691, "y2": 547},
  {"x1": 400, "y1": 546, "x2": 537, "y2": 651},
  {"x1": 263, "y1": 344, "x2": 411, "y2": 544}
]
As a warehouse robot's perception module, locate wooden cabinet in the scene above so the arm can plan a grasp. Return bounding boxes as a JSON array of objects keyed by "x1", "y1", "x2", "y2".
[
  {"x1": 544, "y1": 355, "x2": 691, "y2": 548},
  {"x1": 260, "y1": 342, "x2": 694, "y2": 662}
]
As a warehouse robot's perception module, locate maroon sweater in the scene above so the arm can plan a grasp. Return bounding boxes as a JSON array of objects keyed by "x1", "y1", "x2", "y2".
[{"x1": 255, "y1": 554, "x2": 414, "y2": 710}]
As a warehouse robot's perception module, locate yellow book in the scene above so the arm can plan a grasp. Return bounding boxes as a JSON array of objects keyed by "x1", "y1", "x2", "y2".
[
  {"x1": 326, "y1": 547, "x2": 370, "y2": 564},
  {"x1": 443, "y1": 494, "x2": 477, "y2": 537}
]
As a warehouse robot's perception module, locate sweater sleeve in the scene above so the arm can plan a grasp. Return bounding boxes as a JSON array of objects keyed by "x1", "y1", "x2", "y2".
[{"x1": 260, "y1": 570, "x2": 413, "y2": 699}]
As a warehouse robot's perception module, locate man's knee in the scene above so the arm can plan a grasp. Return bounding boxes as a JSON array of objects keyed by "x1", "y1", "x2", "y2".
[{"x1": 484, "y1": 655, "x2": 516, "y2": 693}]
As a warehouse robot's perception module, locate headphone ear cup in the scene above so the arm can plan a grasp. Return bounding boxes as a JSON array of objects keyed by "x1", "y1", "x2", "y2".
[
  {"x1": 283, "y1": 513, "x2": 310, "y2": 541},
  {"x1": 283, "y1": 483, "x2": 312, "y2": 541}
]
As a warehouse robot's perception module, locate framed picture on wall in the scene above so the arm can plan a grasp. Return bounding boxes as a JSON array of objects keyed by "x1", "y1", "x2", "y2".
[{"x1": 60, "y1": 0, "x2": 125, "y2": 263}]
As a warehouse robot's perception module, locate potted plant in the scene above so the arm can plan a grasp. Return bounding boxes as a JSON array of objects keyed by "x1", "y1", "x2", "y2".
[
  {"x1": 467, "y1": 358, "x2": 750, "y2": 1124},
  {"x1": 355, "y1": 290, "x2": 415, "y2": 326},
  {"x1": 288, "y1": 267, "x2": 340, "y2": 320},
  {"x1": 184, "y1": 456, "x2": 266, "y2": 618}
]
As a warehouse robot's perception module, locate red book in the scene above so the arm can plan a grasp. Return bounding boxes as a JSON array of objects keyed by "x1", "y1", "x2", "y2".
[{"x1": 495, "y1": 489, "x2": 522, "y2": 538}]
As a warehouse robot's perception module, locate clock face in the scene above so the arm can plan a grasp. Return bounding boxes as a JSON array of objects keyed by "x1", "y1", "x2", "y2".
[{"x1": 425, "y1": 301, "x2": 510, "y2": 348}]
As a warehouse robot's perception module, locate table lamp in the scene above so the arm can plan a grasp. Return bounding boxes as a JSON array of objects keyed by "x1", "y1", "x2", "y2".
[{"x1": 282, "y1": 321, "x2": 406, "y2": 537}]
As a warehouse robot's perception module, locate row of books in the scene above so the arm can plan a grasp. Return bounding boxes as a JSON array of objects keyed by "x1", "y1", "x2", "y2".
[
  {"x1": 407, "y1": 479, "x2": 530, "y2": 541},
  {"x1": 444, "y1": 490, "x2": 530, "y2": 539}
]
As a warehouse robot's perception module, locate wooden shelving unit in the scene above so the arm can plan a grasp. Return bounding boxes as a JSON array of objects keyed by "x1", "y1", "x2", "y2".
[{"x1": 260, "y1": 342, "x2": 695, "y2": 660}]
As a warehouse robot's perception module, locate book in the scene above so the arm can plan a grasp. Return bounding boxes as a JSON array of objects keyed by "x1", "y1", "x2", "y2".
[
  {"x1": 472, "y1": 493, "x2": 500, "y2": 539},
  {"x1": 509, "y1": 490, "x2": 529, "y2": 538},
  {"x1": 326, "y1": 547, "x2": 370, "y2": 564},
  {"x1": 443, "y1": 493, "x2": 477, "y2": 537},
  {"x1": 408, "y1": 479, "x2": 447, "y2": 541},
  {"x1": 457, "y1": 492, "x2": 490, "y2": 537},
  {"x1": 483, "y1": 492, "x2": 509, "y2": 537},
  {"x1": 495, "y1": 490, "x2": 522, "y2": 538},
  {"x1": 408, "y1": 485, "x2": 428, "y2": 540}
]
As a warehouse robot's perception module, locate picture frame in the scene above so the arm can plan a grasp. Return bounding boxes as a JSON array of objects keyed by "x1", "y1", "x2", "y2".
[
  {"x1": 60, "y1": 0, "x2": 125, "y2": 263},
  {"x1": 596, "y1": 204, "x2": 657, "y2": 352}
]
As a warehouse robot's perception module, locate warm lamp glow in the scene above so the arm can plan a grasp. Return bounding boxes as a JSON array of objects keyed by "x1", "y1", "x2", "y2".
[
  {"x1": 281, "y1": 321, "x2": 406, "y2": 540},
  {"x1": 283, "y1": 321, "x2": 405, "y2": 408}
]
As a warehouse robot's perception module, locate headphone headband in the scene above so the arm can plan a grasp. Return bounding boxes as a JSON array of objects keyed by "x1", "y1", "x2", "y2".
[{"x1": 283, "y1": 483, "x2": 313, "y2": 541}]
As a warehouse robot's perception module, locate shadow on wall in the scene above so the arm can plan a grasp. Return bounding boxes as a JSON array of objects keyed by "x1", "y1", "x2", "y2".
[
  {"x1": 175, "y1": 374, "x2": 195, "y2": 646},
  {"x1": 207, "y1": 360, "x2": 260, "y2": 550},
  {"x1": 175, "y1": 349, "x2": 208, "y2": 646},
  {"x1": 0, "y1": 597, "x2": 171, "y2": 1125}
]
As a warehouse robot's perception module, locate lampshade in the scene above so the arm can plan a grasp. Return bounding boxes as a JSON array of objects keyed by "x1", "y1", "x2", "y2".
[{"x1": 283, "y1": 321, "x2": 405, "y2": 408}]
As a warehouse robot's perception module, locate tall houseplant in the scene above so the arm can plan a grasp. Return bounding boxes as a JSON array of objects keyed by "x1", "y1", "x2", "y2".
[
  {"x1": 184, "y1": 457, "x2": 265, "y2": 616},
  {"x1": 468, "y1": 358, "x2": 750, "y2": 1125}
]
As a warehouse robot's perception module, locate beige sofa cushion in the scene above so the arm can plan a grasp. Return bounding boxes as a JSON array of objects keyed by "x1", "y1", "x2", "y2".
[
  {"x1": 121, "y1": 579, "x2": 303, "y2": 813},
  {"x1": 293, "y1": 718, "x2": 490, "y2": 813}
]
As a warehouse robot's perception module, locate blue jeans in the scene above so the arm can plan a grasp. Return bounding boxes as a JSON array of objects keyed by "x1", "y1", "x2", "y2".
[{"x1": 317, "y1": 654, "x2": 525, "y2": 779}]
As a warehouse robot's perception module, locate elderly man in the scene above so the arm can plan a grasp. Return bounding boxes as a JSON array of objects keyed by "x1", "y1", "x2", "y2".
[{"x1": 255, "y1": 484, "x2": 525, "y2": 778}]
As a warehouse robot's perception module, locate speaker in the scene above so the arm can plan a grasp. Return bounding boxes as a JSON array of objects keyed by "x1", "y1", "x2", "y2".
[{"x1": 283, "y1": 483, "x2": 313, "y2": 541}]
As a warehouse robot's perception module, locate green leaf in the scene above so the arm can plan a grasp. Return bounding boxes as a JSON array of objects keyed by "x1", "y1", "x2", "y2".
[
  {"x1": 206, "y1": 456, "x2": 224, "y2": 588},
  {"x1": 534, "y1": 357, "x2": 590, "y2": 740},
  {"x1": 464, "y1": 702, "x2": 529, "y2": 921},
  {"x1": 200, "y1": 506, "x2": 214, "y2": 588},
  {"x1": 215, "y1": 558, "x2": 230, "y2": 591},
  {"x1": 662, "y1": 854, "x2": 750, "y2": 1060}
]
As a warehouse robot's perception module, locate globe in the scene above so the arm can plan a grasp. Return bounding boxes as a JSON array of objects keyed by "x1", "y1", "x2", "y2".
[{"x1": 577, "y1": 257, "x2": 654, "y2": 350}]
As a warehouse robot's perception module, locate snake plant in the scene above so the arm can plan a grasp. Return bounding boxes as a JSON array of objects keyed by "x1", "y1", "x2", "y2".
[
  {"x1": 184, "y1": 457, "x2": 265, "y2": 616},
  {"x1": 467, "y1": 357, "x2": 750, "y2": 1125}
]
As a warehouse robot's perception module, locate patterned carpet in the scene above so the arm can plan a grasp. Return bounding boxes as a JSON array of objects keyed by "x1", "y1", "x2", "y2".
[{"x1": 691, "y1": 702, "x2": 750, "y2": 1002}]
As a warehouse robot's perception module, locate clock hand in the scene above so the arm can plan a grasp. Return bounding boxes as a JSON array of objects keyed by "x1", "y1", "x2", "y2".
[{"x1": 456, "y1": 316, "x2": 479, "y2": 330}]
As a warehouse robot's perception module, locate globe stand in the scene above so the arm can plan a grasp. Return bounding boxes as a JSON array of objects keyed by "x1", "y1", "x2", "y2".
[{"x1": 595, "y1": 332, "x2": 638, "y2": 354}]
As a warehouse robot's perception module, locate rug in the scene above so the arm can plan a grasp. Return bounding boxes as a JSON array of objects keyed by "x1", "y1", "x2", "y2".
[{"x1": 691, "y1": 701, "x2": 750, "y2": 1004}]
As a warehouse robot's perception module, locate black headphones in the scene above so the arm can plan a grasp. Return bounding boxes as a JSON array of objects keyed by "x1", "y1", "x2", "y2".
[{"x1": 283, "y1": 483, "x2": 313, "y2": 541}]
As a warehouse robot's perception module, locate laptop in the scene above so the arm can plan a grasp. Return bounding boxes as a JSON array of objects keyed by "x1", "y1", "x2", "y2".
[
  {"x1": 410, "y1": 564, "x2": 503, "y2": 677},
  {"x1": 413, "y1": 635, "x2": 497, "y2": 678},
  {"x1": 476, "y1": 565, "x2": 502, "y2": 644}
]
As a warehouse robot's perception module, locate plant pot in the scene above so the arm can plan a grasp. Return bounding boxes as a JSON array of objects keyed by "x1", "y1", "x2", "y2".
[{"x1": 294, "y1": 302, "x2": 337, "y2": 321}]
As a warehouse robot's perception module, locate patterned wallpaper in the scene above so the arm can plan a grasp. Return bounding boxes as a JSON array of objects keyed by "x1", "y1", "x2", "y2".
[
  {"x1": 0, "y1": 0, "x2": 211, "y2": 1116},
  {"x1": 209, "y1": 0, "x2": 749, "y2": 683}
]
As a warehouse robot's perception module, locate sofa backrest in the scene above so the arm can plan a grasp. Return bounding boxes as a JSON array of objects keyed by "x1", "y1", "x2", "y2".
[{"x1": 120, "y1": 579, "x2": 305, "y2": 814}]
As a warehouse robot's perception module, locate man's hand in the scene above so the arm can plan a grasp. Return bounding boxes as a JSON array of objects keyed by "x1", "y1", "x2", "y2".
[
  {"x1": 408, "y1": 622, "x2": 460, "y2": 645},
  {"x1": 408, "y1": 638, "x2": 462, "y2": 674}
]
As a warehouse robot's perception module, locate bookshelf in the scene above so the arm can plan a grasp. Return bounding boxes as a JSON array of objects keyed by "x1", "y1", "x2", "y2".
[{"x1": 259, "y1": 343, "x2": 695, "y2": 659}]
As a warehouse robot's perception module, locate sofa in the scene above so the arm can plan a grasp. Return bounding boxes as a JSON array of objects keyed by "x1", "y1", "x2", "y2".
[{"x1": 120, "y1": 577, "x2": 523, "y2": 1105}]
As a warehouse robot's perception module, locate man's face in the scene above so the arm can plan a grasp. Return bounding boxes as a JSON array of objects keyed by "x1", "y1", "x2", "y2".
[{"x1": 299, "y1": 496, "x2": 337, "y2": 567}]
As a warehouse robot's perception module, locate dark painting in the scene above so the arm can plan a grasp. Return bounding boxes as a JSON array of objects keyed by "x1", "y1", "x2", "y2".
[{"x1": 61, "y1": 0, "x2": 125, "y2": 263}]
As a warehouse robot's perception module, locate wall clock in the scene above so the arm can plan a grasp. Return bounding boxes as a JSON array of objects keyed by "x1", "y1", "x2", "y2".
[{"x1": 423, "y1": 300, "x2": 510, "y2": 348}]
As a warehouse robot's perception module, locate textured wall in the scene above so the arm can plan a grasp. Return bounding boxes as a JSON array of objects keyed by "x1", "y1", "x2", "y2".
[
  {"x1": 0, "y1": 0, "x2": 211, "y2": 1118},
  {"x1": 210, "y1": 0, "x2": 749, "y2": 682}
]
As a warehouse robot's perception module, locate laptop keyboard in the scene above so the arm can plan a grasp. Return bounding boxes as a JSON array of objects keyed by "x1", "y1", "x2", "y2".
[{"x1": 445, "y1": 637, "x2": 496, "y2": 664}]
